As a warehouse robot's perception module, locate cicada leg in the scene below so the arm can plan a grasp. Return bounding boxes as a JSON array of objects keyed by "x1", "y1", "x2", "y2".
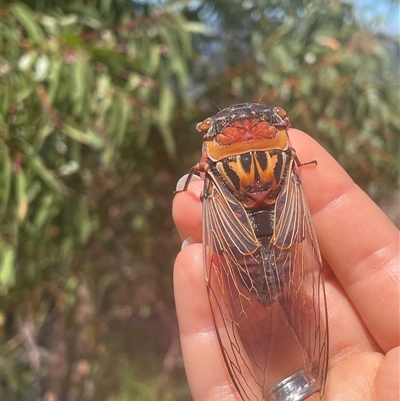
[
  {"x1": 290, "y1": 148, "x2": 317, "y2": 168},
  {"x1": 174, "y1": 162, "x2": 209, "y2": 194}
]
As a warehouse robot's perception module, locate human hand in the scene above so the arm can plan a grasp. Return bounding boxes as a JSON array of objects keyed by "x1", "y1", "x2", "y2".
[{"x1": 172, "y1": 129, "x2": 399, "y2": 401}]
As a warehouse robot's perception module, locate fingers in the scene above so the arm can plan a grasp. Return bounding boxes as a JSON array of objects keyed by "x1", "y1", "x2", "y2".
[
  {"x1": 172, "y1": 180, "x2": 203, "y2": 243},
  {"x1": 324, "y1": 270, "x2": 380, "y2": 362},
  {"x1": 173, "y1": 244, "x2": 236, "y2": 400},
  {"x1": 288, "y1": 129, "x2": 399, "y2": 352},
  {"x1": 374, "y1": 347, "x2": 400, "y2": 401}
]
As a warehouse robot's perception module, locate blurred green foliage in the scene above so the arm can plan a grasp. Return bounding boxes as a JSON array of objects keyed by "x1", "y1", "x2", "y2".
[{"x1": 0, "y1": 0, "x2": 398, "y2": 400}]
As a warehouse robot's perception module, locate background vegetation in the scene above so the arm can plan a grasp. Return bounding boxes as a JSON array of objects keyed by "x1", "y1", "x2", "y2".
[{"x1": 1, "y1": 0, "x2": 398, "y2": 400}]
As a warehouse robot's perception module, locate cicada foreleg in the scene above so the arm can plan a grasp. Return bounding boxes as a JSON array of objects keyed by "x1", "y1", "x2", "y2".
[
  {"x1": 174, "y1": 162, "x2": 209, "y2": 194},
  {"x1": 290, "y1": 148, "x2": 317, "y2": 168}
]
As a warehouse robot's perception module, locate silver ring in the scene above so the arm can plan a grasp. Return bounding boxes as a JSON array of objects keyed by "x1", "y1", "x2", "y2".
[{"x1": 266, "y1": 369, "x2": 319, "y2": 401}]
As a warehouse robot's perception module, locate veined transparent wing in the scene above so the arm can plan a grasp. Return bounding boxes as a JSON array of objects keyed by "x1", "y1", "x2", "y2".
[
  {"x1": 202, "y1": 167, "x2": 317, "y2": 401},
  {"x1": 272, "y1": 157, "x2": 329, "y2": 395}
]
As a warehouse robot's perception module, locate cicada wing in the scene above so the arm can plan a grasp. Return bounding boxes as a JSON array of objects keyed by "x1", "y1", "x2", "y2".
[
  {"x1": 202, "y1": 172, "x2": 275, "y2": 401},
  {"x1": 272, "y1": 159, "x2": 329, "y2": 394}
]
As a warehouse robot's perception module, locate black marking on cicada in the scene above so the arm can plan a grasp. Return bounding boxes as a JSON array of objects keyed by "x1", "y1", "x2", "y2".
[{"x1": 177, "y1": 103, "x2": 328, "y2": 401}]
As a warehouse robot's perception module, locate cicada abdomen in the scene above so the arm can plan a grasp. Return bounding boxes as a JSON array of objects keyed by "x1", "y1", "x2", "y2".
[{"x1": 178, "y1": 103, "x2": 328, "y2": 401}]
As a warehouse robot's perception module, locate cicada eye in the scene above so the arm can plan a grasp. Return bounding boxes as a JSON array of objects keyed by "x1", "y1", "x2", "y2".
[
  {"x1": 197, "y1": 118, "x2": 213, "y2": 135},
  {"x1": 274, "y1": 107, "x2": 287, "y2": 119}
]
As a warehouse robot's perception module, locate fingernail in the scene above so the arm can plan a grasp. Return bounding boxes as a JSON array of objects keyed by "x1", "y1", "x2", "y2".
[
  {"x1": 175, "y1": 174, "x2": 202, "y2": 192},
  {"x1": 181, "y1": 237, "x2": 195, "y2": 250}
]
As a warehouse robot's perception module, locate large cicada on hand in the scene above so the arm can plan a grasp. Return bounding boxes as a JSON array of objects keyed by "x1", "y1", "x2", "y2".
[{"x1": 176, "y1": 103, "x2": 329, "y2": 401}]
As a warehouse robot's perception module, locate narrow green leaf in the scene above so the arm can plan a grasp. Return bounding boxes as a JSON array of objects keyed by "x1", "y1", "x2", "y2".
[
  {"x1": 19, "y1": 141, "x2": 69, "y2": 195},
  {"x1": 147, "y1": 45, "x2": 161, "y2": 76},
  {"x1": 157, "y1": 85, "x2": 176, "y2": 158},
  {"x1": 0, "y1": 242, "x2": 16, "y2": 295},
  {"x1": 71, "y1": 55, "x2": 91, "y2": 117},
  {"x1": 33, "y1": 54, "x2": 50, "y2": 81},
  {"x1": 36, "y1": 123, "x2": 55, "y2": 151},
  {"x1": 1, "y1": 75, "x2": 11, "y2": 115},
  {"x1": 181, "y1": 21, "x2": 212, "y2": 35},
  {"x1": 47, "y1": 57, "x2": 63, "y2": 102},
  {"x1": 29, "y1": 157, "x2": 69, "y2": 195},
  {"x1": 115, "y1": 95, "x2": 130, "y2": 147},
  {"x1": 30, "y1": 194, "x2": 54, "y2": 232},
  {"x1": 77, "y1": 198, "x2": 92, "y2": 244},
  {"x1": 87, "y1": 129, "x2": 104, "y2": 150},
  {"x1": 40, "y1": 15, "x2": 58, "y2": 35},
  {"x1": 57, "y1": 160, "x2": 79, "y2": 177},
  {"x1": 12, "y1": 3, "x2": 46, "y2": 45},
  {"x1": 64, "y1": 124, "x2": 103, "y2": 150},
  {"x1": 26, "y1": 181, "x2": 41, "y2": 203},
  {"x1": 158, "y1": 85, "x2": 175, "y2": 125},
  {"x1": 168, "y1": 13, "x2": 192, "y2": 56},
  {"x1": 0, "y1": 144, "x2": 12, "y2": 217},
  {"x1": 101, "y1": 140, "x2": 115, "y2": 166},
  {"x1": 158, "y1": 27, "x2": 188, "y2": 89},
  {"x1": 59, "y1": 14, "x2": 79, "y2": 27},
  {"x1": 18, "y1": 50, "x2": 37, "y2": 71},
  {"x1": 137, "y1": 112, "x2": 151, "y2": 149},
  {"x1": 15, "y1": 169, "x2": 28, "y2": 221}
]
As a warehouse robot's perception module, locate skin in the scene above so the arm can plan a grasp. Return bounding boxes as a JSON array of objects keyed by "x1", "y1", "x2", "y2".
[{"x1": 172, "y1": 129, "x2": 399, "y2": 401}]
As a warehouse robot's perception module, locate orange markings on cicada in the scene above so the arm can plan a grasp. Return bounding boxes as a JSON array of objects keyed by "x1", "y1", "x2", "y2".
[
  {"x1": 216, "y1": 120, "x2": 278, "y2": 146},
  {"x1": 205, "y1": 128, "x2": 289, "y2": 161}
]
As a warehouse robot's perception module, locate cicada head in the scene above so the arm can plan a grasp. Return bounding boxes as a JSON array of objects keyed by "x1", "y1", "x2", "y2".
[{"x1": 197, "y1": 103, "x2": 290, "y2": 162}]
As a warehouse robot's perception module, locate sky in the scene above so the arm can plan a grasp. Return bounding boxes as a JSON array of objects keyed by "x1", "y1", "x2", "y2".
[{"x1": 355, "y1": 0, "x2": 399, "y2": 35}]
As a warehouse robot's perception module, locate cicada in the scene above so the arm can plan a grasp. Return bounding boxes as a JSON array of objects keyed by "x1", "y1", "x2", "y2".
[{"x1": 177, "y1": 103, "x2": 328, "y2": 401}]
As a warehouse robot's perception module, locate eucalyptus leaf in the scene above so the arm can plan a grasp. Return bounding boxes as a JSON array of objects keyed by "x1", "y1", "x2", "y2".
[
  {"x1": 18, "y1": 51, "x2": 37, "y2": 71},
  {"x1": 0, "y1": 242, "x2": 16, "y2": 295},
  {"x1": 0, "y1": 144, "x2": 12, "y2": 217},
  {"x1": 33, "y1": 54, "x2": 50, "y2": 81},
  {"x1": 64, "y1": 124, "x2": 104, "y2": 150},
  {"x1": 72, "y1": 56, "x2": 89, "y2": 116},
  {"x1": 15, "y1": 169, "x2": 28, "y2": 221},
  {"x1": 12, "y1": 3, "x2": 46, "y2": 45},
  {"x1": 20, "y1": 141, "x2": 69, "y2": 195},
  {"x1": 31, "y1": 194, "x2": 54, "y2": 232},
  {"x1": 115, "y1": 95, "x2": 130, "y2": 147},
  {"x1": 147, "y1": 45, "x2": 161, "y2": 77}
]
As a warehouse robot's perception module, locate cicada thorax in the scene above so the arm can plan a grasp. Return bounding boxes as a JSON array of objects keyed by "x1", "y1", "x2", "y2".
[
  {"x1": 211, "y1": 150, "x2": 291, "y2": 209},
  {"x1": 201, "y1": 103, "x2": 291, "y2": 211}
]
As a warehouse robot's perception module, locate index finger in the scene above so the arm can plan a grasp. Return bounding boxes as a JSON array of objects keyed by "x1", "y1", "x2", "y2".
[{"x1": 288, "y1": 129, "x2": 399, "y2": 352}]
